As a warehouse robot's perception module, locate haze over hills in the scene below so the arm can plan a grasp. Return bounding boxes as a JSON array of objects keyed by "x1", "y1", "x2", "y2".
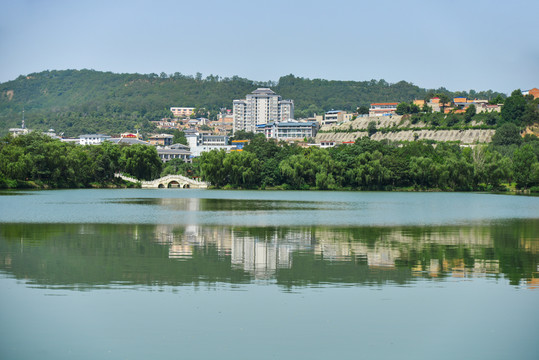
[{"x1": 0, "y1": 69, "x2": 507, "y2": 137}]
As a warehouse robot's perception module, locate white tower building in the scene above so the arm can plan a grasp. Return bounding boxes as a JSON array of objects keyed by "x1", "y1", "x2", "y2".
[{"x1": 233, "y1": 88, "x2": 294, "y2": 133}]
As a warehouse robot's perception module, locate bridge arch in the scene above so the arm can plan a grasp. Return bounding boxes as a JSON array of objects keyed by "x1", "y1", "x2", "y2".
[{"x1": 114, "y1": 173, "x2": 207, "y2": 189}]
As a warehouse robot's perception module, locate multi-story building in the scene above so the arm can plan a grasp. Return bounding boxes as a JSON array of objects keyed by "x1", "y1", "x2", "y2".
[
  {"x1": 369, "y1": 103, "x2": 398, "y2": 116},
  {"x1": 170, "y1": 107, "x2": 195, "y2": 118},
  {"x1": 233, "y1": 88, "x2": 294, "y2": 133},
  {"x1": 186, "y1": 133, "x2": 236, "y2": 157},
  {"x1": 256, "y1": 121, "x2": 319, "y2": 140},
  {"x1": 323, "y1": 110, "x2": 354, "y2": 125}
]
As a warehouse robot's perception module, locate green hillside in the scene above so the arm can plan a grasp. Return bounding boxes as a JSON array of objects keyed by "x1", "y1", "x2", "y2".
[{"x1": 0, "y1": 69, "x2": 505, "y2": 137}]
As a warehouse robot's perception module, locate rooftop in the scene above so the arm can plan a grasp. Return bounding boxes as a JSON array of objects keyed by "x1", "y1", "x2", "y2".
[{"x1": 251, "y1": 88, "x2": 276, "y2": 95}]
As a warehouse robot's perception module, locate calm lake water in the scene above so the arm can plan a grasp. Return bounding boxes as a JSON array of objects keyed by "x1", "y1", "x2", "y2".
[{"x1": 1, "y1": 189, "x2": 538, "y2": 360}]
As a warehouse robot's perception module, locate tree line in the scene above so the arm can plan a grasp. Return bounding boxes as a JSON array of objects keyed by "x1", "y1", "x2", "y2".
[
  {"x1": 190, "y1": 131, "x2": 539, "y2": 191},
  {"x1": 2, "y1": 127, "x2": 539, "y2": 191},
  {"x1": 0, "y1": 132, "x2": 162, "y2": 188}
]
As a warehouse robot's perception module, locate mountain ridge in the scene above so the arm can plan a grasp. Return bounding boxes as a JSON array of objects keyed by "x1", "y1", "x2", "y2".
[{"x1": 0, "y1": 69, "x2": 506, "y2": 137}]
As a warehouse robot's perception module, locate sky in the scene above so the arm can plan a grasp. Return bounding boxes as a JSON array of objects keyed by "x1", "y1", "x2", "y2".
[{"x1": 0, "y1": 0, "x2": 537, "y2": 94}]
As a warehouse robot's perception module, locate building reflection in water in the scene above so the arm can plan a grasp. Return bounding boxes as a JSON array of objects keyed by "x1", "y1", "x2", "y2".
[
  {"x1": 0, "y1": 221, "x2": 536, "y2": 288},
  {"x1": 150, "y1": 225, "x2": 516, "y2": 281}
]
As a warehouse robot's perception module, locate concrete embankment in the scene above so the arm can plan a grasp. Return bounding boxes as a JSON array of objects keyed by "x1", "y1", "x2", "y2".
[{"x1": 316, "y1": 115, "x2": 495, "y2": 144}]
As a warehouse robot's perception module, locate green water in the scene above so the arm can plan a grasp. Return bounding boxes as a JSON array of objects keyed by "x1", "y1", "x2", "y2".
[{"x1": 0, "y1": 190, "x2": 538, "y2": 359}]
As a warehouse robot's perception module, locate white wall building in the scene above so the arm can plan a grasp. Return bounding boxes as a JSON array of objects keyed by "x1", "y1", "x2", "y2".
[
  {"x1": 233, "y1": 88, "x2": 294, "y2": 133},
  {"x1": 186, "y1": 134, "x2": 236, "y2": 157},
  {"x1": 79, "y1": 134, "x2": 111, "y2": 145},
  {"x1": 256, "y1": 121, "x2": 319, "y2": 140},
  {"x1": 369, "y1": 103, "x2": 398, "y2": 117},
  {"x1": 323, "y1": 110, "x2": 354, "y2": 125}
]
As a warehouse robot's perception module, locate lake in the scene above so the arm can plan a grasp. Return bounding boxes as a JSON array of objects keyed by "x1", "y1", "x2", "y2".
[{"x1": 1, "y1": 189, "x2": 538, "y2": 359}]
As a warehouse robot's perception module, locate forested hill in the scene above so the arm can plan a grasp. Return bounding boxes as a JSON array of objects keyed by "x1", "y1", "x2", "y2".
[{"x1": 0, "y1": 69, "x2": 505, "y2": 137}]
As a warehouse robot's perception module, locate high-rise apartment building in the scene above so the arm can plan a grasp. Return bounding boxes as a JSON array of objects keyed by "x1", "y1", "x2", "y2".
[{"x1": 233, "y1": 88, "x2": 294, "y2": 133}]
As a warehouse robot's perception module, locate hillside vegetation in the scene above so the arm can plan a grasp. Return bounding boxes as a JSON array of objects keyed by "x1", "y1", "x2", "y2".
[{"x1": 0, "y1": 69, "x2": 505, "y2": 137}]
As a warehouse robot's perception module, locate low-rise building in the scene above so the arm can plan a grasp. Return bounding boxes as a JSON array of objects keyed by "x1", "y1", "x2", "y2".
[
  {"x1": 109, "y1": 137, "x2": 150, "y2": 145},
  {"x1": 413, "y1": 99, "x2": 425, "y2": 108},
  {"x1": 9, "y1": 127, "x2": 30, "y2": 137},
  {"x1": 170, "y1": 107, "x2": 195, "y2": 118},
  {"x1": 186, "y1": 133, "x2": 235, "y2": 157},
  {"x1": 79, "y1": 134, "x2": 111, "y2": 145},
  {"x1": 157, "y1": 148, "x2": 191, "y2": 163},
  {"x1": 148, "y1": 134, "x2": 174, "y2": 146},
  {"x1": 231, "y1": 139, "x2": 249, "y2": 151},
  {"x1": 369, "y1": 103, "x2": 398, "y2": 116},
  {"x1": 323, "y1": 110, "x2": 354, "y2": 125},
  {"x1": 151, "y1": 119, "x2": 181, "y2": 129},
  {"x1": 427, "y1": 98, "x2": 452, "y2": 113},
  {"x1": 523, "y1": 88, "x2": 539, "y2": 99},
  {"x1": 452, "y1": 98, "x2": 500, "y2": 113},
  {"x1": 256, "y1": 120, "x2": 319, "y2": 140}
]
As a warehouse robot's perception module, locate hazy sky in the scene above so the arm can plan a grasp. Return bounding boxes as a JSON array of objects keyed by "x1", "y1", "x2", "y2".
[{"x1": 1, "y1": 0, "x2": 537, "y2": 94}]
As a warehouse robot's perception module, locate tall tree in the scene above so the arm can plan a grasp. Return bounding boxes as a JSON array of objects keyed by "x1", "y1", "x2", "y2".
[{"x1": 501, "y1": 90, "x2": 527, "y2": 125}]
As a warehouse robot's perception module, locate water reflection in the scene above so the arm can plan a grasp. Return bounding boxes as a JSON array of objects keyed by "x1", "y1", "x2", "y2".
[
  {"x1": 0, "y1": 221, "x2": 537, "y2": 290},
  {"x1": 106, "y1": 197, "x2": 350, "y2": 211}
]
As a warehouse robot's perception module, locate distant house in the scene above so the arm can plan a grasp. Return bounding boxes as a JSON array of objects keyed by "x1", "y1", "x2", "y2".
[
  {"x1": 413, "y1": 99, "x2": 425, "y2": 108},
  {"x1": 157, "y1": 148, "x2": 191, "y2": 163},
  {"x1": 170, "y1": 107, "x2": 195, "y2": 118},
  {"x1": 231, "y1": 139, "x2": 249, "y2": 150},
  {"x1": 109, "y1": 137, "x2": 150, "y2": 145},
  {"x1": 323, "y1": 110, "x2": 353, "y2": 125},
  {"x1": 148, "y1": 134, "x2": 174, "y2": 146},
  {"x1": 79, "y1": 134, "x2": 111, "y2": 145},
  {"x1": 152, "y1": 120, "x2": 180, "y2": 129},
  {"x1": 9, "y1": 127, "x2": 30, "y2": 137},
  {"x1": 369, "y1": 103, "x2": 398, "y2": 116},
  {"x1": 452, "y1": 98, "x2": 500, "y2": 113},
  {"x1": 523, "y1": 88, "x2": 539, "y2": 99},
  {"x1": 427, "y1": 98, "x2": 452, "y2": 113}
]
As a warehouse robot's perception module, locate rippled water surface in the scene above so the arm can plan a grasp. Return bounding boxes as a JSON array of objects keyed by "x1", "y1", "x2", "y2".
[{"x1": 0, "y1": 190, "x2": 538, "y2": 359}]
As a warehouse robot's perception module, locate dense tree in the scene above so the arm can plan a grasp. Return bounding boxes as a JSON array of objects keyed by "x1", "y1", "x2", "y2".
[
  {"x1": 367, "y1": 121, "x2": 377, "y2": 137},
  {"x1": 501, "y1": 90, "x2": 527, "y2": 125},
  {"x1": 222, "y1": 151, "x2": 261, "y2": 188},
  {"x1": 465, "y1": 104, "x2": 476, "y2": 122},
  {"x1": 436, "y1": 93, "x2": 451, "y2": 113},
  {"x1": 172, "y1": 130, "x2": 188, "y2": 145},
  {"x1": 396, "y1": 102, "x2": 411, "y2": 115},
  {"x1": 0, "y1": 133, "x2": 165, "y2": 187},
  {"x1": 199, "y1": 150, "x2": 228, "y2": 187},
  {"x1": 119, "y1": 144, "x2": 162, "y2": 180},
  {"x1": 513, "y1": 145, "x2": 538, "y2": 189},
  {"x1": 357, "y1": 105, "x2": 369, "y2": 115},
  {"x1": 491, "y1": 123, "x2": 522, "y2": 146}
]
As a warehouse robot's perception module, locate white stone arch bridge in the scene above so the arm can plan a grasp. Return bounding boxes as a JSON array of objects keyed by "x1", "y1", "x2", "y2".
[{"x1": 115, "y1": 173, "x2": 208, "y2": 189}]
